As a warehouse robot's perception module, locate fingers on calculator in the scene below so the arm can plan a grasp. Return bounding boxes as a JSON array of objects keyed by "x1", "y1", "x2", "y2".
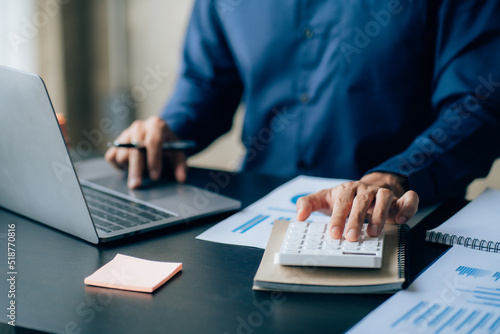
[{"x1": 274, "y1": 221, "x2": 384, "y2": 268}]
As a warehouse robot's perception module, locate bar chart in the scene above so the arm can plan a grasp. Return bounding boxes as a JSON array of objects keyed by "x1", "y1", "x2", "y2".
[
  {"x1": 196, "y1": 176, "x2": 347, "y2": 248},
  {"x1": 391, "y1": 301, "x2": 500, "y2": 333},
  {"x1": 348, "y1": 247, "x2": 500, "y2": 334},
  {"x1": 389, "y1": 265, "x2": 500, "y2": 333}
]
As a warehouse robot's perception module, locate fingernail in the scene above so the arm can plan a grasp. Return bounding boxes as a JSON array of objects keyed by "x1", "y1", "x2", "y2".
[
  {"x1": 128, "y1": 177, "x2": 141, "y2": 188},
  {"x1": 397, "y1": 216, "x2": 408, "y2": 225},
  {"x1": 346, "y1": 229, "x2": 358, "y2": 241},
  {"x1": 295, "y1": 207, "x2": 303, "y2": 219},
  {"x1": 368, "y1": 224, "x2": 380, "y2": 236},
  {"x1": 331, "y1": 226, "x2": 341, "y2": 239}
]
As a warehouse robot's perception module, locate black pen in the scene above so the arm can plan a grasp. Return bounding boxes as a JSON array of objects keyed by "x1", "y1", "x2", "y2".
[{"x1": 109, "y1": 140, "x2": 197, "y2": 150}]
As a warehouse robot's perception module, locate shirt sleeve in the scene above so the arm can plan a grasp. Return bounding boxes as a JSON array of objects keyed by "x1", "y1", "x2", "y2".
[
  {"x1": 160, "y1": 0, "x2": 243, "y2": 153},
  {"x1": 369, "y1": 0, "x2": 500, "y2": 205}
]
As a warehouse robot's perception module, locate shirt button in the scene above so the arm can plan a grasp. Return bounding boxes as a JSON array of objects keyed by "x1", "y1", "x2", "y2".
[
  {"x1": 303, "y1": 27, "x2": 314, "y2": 39},
  {"x1": 300, "y1": 93, "x2": 309, "y2": 104}
]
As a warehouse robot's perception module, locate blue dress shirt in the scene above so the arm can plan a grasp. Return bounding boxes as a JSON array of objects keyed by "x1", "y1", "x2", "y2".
[{"x1": 161, "y1": 0, "x2": 500, "y2": 205}]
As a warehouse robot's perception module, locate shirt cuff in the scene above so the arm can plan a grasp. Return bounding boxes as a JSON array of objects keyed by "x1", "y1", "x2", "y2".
[{"x1": 366, "y1": 156, "x2": 441, "y2": 206}]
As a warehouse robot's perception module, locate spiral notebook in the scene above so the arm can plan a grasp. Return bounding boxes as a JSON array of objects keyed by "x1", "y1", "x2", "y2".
[
  {"x1": 253, "y1": 220, "x2": 409, "y2": 294},
  {"x1": 426, "y1": 188, "x2": 500, "y2": 253}
]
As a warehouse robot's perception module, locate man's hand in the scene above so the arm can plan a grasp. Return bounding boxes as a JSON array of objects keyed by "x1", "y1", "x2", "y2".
[
  {"x1": 296, "y1": 172, "x2": 418, "y2": 242},
  {"x1": 105, "y1": 116, "x2": 187, "y2": 189}
]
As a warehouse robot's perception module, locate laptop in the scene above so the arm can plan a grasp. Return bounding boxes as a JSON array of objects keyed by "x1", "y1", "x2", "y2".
[{"x1": 0, "y1": 65, "x2": 241, "y2": 244}]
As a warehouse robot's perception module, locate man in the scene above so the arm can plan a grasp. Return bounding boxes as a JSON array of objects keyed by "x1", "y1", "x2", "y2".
[{"x1": 106, "y1": 0, "x2": 500, "y2": 241}]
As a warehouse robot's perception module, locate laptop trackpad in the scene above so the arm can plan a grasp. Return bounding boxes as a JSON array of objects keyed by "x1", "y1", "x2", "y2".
[
  {"x1": 83, "y1": 169, "x2": 241, "y2": 218},
  {"x1": 86, "y1": 174, "x2": 191, "y2": 202}
]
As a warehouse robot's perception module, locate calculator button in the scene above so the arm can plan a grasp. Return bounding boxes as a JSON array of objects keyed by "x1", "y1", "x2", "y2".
[
  {"x1": 362, "y1": 240, "x2": 379, "y2": 247},
  {"x1": 275, "y1": 221, "x2": 384, "y2": 268},
  {"x1": 308, "y1": 224, "x2": 326, "y2": 232},
  {"x1": 287, "y1": 237, "x2": 304, "y2": 243},
  {"x1": 325, "y1": 238, "x2": 341, "y2": 246},
  {"x1": 306, "y1": 233, "x2": 323, "y2": 238},
  {"x1": 286, "y1": 244, "x2": 303, "y2": 250},
  {"x1": 300, "y1": 249, "x2": 319, "y2": 255},
  {"x1": 289, "y1": 228, "x2": 307, "y2": 235},
  {"x1": 304, "y1": 244, "x2": 321, "y2": 250},
  {"x1": 343, "y1": 240, "x2": 360, "y2": 248},
  {"x1": 305, "y1": 238, "x2": 322, "y2": 245}
]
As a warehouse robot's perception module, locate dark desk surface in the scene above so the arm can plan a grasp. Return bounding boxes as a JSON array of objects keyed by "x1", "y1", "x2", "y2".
[{"x1": 0, "y1": 167, "x2": 463, "y2": 334}]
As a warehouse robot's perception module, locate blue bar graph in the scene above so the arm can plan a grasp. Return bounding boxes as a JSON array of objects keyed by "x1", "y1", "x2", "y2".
[
  {"x1": 392, "y1": 300, "x2": 500, "y2": 334},
  {"x1": 456, "y1": 310, "x2": 479, "y2": 331},
  {"x1": 469, "y1": 313, "x2": 492, "y2": 333},
  {"x1": 476, "y1": 295, "x2": 500, "y2": 303},
  {"x1": 387, "y1": 261, "x2": 500, "y2": 334},
  {"x1": 456, "y1": 266, "x2": 492, "y2": 278},
  {"x1": 490, "y1": 315, "x2": 500, "y2": 332},
  {"x1": 458, "y1": 287, "x2": 500, "y2": 296},
  {"x1": 414, "y1": 304, "x2": 440, "y2": 325},
  {"x1": 455, "y1": 286, "x2": 500, "y2": 308},
  {"x1": 429, "y1": 306, "x2": 453, "y2": 326},
  {"x1": 232, "y1": 215, "x2": 270, "y2": 233},
  {"x1": 391, "y1": 301, "x2": 427, "y2": 328},
  {"x1": 436, "y1": 308, "x2": 466, "y2": 333}
]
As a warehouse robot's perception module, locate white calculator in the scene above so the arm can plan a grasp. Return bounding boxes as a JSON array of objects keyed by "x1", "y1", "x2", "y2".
[{"x1": 274, "y1": 221, "x2": 384, "y2": 268}]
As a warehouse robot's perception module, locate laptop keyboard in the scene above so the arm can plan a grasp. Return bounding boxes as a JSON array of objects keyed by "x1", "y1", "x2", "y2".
[{"x1": 81, "y1": 185, "x2": 175, "y2": 233}]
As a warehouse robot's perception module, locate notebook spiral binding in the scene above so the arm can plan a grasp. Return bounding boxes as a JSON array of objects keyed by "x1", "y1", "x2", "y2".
[
  {"x1": 397, "y1": 224, "x2": 410, "y2": 285},
  {"x1": 426, "y1": 231, "x2": 500, "y2": 253}
]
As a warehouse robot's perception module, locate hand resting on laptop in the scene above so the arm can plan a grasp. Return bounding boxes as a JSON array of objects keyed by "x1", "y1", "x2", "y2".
[{"x1": 105, "y1": 116, "x2": 188, "y2": 189}]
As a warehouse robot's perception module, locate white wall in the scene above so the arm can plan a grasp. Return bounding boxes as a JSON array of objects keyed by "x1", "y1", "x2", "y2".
[
  {"x1": 0, "y1": 0, "x2": 66, "y2": 117},
  {"x1": 0, "y1": 0, "x2": 37, "y2": 71}
]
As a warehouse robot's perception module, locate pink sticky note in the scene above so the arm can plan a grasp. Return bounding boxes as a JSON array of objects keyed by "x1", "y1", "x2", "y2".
[{"x1": 84, "y1": 254, "x2": 182, "y2": 293}]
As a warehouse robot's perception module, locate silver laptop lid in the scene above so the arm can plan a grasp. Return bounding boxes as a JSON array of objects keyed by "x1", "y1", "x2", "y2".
[{"x1": 0, "y1": 65, "x2": 99, "y2": 244}]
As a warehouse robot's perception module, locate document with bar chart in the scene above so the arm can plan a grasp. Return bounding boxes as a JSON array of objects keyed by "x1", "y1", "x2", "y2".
[
  {"x1": 348, "y1": 246, "x2": 500, "y2": 334},
  {"x1": 196, "y1": 175, "x2": 348, "y2": 248}
]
